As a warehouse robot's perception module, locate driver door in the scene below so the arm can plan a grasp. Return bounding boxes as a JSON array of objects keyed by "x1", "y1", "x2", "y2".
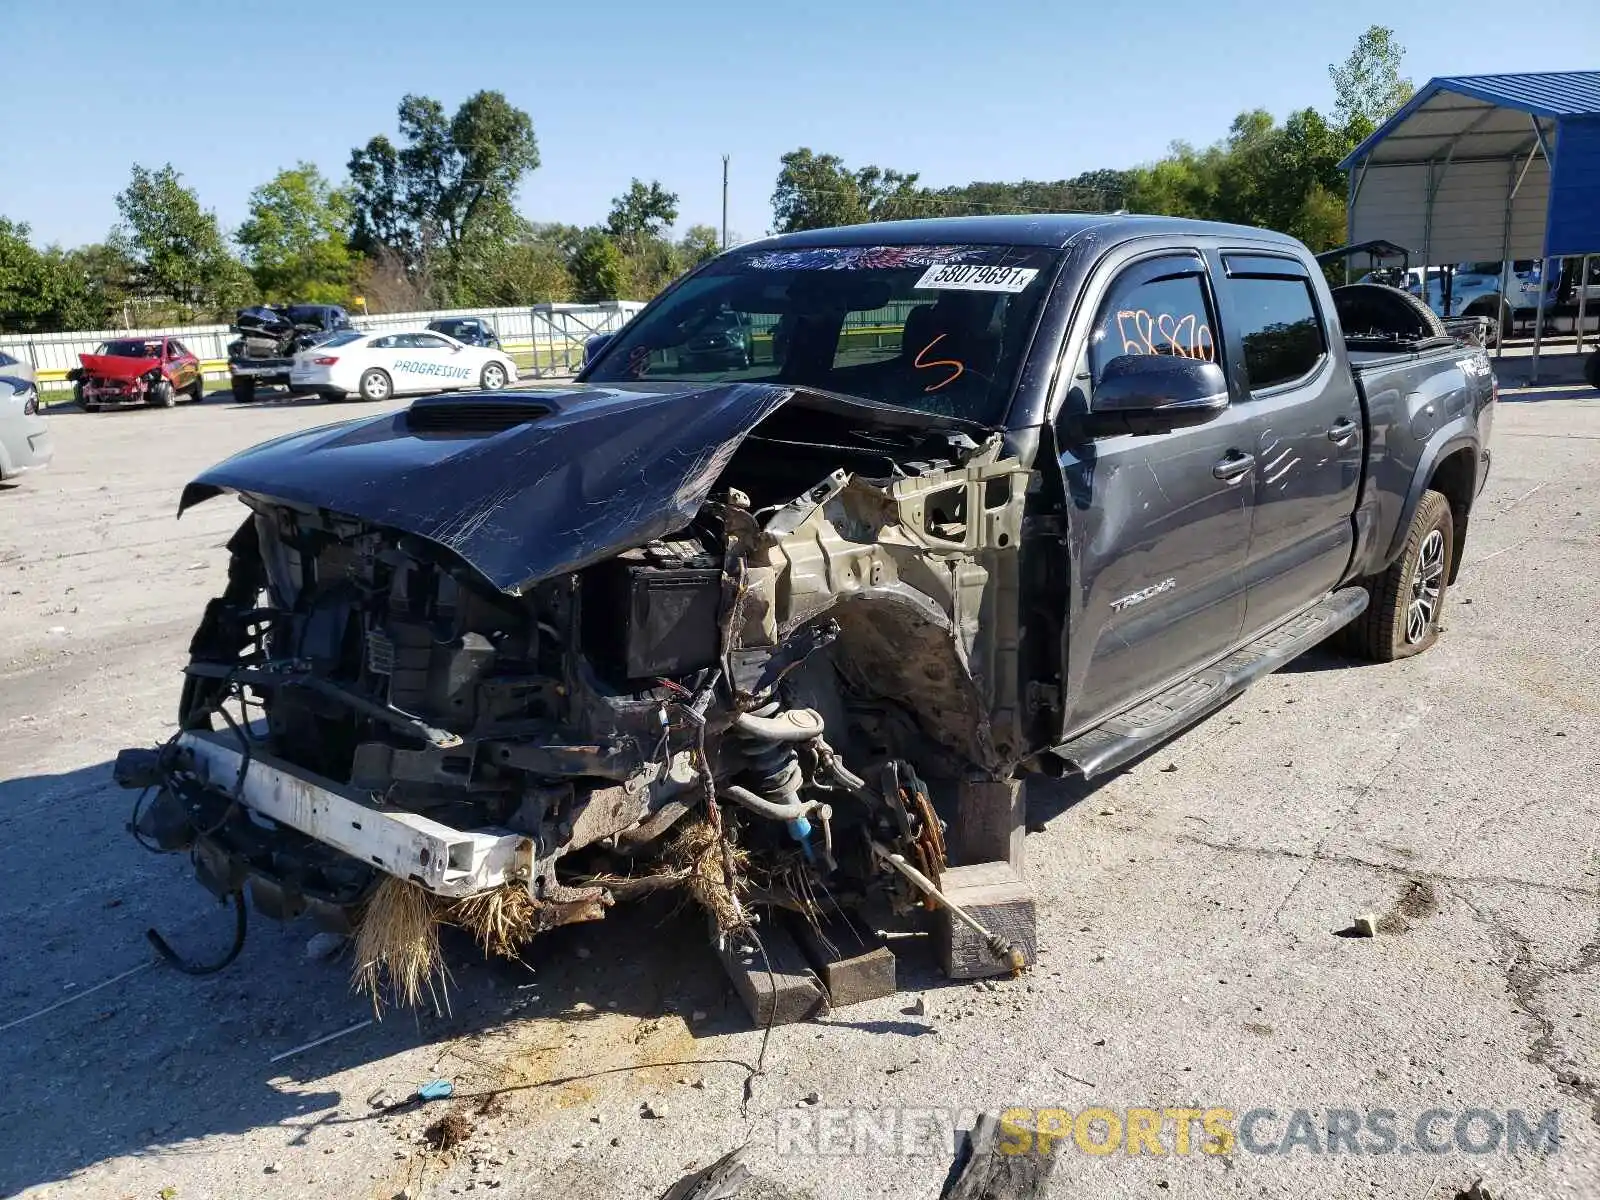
[
  {"x1": 1054, "y1": 251, "x2": 1256, "y2": 737},
  {"x1": 165, "y1": 339, "x2": 198, "y2": 392}
]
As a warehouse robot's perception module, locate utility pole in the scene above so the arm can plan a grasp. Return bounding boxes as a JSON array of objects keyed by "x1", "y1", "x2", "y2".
[{"x1": 721, "y1": 155, "x2": 730, "y2": 250}]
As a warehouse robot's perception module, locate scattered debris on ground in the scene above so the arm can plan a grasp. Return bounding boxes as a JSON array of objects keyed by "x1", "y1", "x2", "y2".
[{"x1": 423, "y1": 1109, "x2": 474, "y2": 1152}]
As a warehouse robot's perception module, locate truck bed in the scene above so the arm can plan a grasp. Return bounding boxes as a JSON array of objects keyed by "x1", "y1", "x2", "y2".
[{"x1": 1347, "y1": 341, "x2": 1470, "y2": 393}]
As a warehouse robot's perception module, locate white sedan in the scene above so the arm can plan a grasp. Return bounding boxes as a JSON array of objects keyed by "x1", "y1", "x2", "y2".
[{"x1": 289, "y1": 328, "x2": 518, "y2": 402}]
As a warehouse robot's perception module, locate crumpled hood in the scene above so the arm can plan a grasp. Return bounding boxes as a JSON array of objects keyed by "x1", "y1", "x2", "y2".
[
  {"x1": 181, "y1": 381, "x2": 912, "y2": 595},
  {"x1": 80, "y1": 354, "x2": 160, "y2": 382}
]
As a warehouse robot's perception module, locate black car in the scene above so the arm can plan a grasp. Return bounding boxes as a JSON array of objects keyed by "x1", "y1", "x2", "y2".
[
  {"x1": 676, "y1": 310, "x2": 753, "y2": 370},
  {"x1": 427, "y1": 317, "x2": 502, "y2": 349}
]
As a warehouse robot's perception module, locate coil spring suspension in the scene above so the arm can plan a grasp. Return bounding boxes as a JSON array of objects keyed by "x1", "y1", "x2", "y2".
[{"x1": 737, "y1": 700, "x2": 804, "y2": 805}]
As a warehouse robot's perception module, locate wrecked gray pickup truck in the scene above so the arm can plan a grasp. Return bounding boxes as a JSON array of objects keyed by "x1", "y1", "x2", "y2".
[{"x1": 117, "y1": 215, "x2": 1494, "y2": 1005}]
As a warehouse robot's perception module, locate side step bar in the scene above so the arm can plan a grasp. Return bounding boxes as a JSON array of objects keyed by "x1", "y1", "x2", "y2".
[{"x1": 1050, "y1": 586, "x2": 1369, "y2": 780}]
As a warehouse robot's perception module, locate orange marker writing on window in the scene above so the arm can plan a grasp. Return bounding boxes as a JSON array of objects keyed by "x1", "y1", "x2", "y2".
[{"x1": 914, "y1": 333, "x2": 965, "y2": 392}]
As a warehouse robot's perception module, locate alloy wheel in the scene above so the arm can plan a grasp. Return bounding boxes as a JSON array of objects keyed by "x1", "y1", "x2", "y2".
[{"x1": 1406, "y1": 528, "x2": 1445, "y2": 644}]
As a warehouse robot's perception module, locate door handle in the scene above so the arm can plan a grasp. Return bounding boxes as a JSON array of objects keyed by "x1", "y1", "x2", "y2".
[
  {"x1": 1212, "y1": 451, "x2": 1255, "y2": 482},
  {"x1": 1328, "y1": 418, "x2": 1359, "y2": 446}
]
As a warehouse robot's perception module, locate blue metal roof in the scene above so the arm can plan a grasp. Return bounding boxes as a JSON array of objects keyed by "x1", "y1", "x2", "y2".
[
  {"x1": 1340, "y1": 71, "x2": 1600, "y2": 169},
  {"x1": 1435, "y1": 71, "x2": 1600, "y2": 118}
]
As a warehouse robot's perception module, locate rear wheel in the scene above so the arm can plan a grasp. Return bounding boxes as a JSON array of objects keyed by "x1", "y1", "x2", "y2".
[
  {"x1": 1342, "y1": 490, "x2": 1454, "y2": 662},
  {"x1": 186, "y1": 379, "x2": 205, "y2": 403},
  {"x1": 358, "y1": 368, "x2": 392, "y2": 402},
  {"x1": 232, "y1": 376, "x2": 255, "y2": 404},
  {"x1": 1585, "y1": 349, "x2": 1600, "y2": 391},
  {"x1": 480, "y1": 362, "x2": 508, "y2": 390}
]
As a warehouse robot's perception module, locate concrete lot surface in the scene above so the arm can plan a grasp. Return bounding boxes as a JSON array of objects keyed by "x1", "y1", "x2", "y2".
[{"x1": 1, "y1": 384, "x2": 1596, "y2": 1199}]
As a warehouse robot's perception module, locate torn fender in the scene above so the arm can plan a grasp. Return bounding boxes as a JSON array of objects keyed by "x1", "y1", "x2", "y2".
[{"x1": 181, "y1": 382, "x2": 945, "y2": 596}]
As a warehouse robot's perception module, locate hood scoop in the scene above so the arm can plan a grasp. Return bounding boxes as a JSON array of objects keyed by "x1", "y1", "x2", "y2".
[{"x1": 405, "y1": 394, "x2": 554, "y2": 434}]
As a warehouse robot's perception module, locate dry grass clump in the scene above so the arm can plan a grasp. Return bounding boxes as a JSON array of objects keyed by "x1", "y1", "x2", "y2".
[
  {"x1": 450, "y1": 884, "x2": 541, "y2": 959},
  {"x1": 352, "y1": 875, "x2": 448, "y2": 1013},
  {"x1": 667, "y1": 815, "x2": 751, "y2": 935}
]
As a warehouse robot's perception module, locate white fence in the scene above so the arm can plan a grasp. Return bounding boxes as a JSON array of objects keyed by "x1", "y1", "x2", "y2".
[{"x1": 0, "y1": 301, "x2": 646, "y2": 387}]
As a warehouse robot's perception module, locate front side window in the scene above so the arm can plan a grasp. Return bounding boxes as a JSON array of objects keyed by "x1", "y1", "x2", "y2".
[
  {"x1": 1225, "y1": 276, "x2": 1326, "y2": 390},
  {"x1": 1086, "y1": 268, "x2": 1217, "y2": 388},
  {"x1": 412, "y1": 334, "x2": 451, "y2": 350},
  {"x1": 584, "y1": 244, "x2": 1062, "y2": 424}
]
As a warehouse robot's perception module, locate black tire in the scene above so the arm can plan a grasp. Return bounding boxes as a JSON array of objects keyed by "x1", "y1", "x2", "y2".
[
  {"x1": 358, "y1": 368, "x2": 392, "y2": 402},
  {"x1": 1342, "y1": 490, "x2": 1454, "y2": 662},
  {"x1": 149, "y1": 380, "x2": 176, "y2": 408},
  {"x1": 186, "y1": 379, "x2": 205, "y2": 403},
  {"x1": 73, "y1": 381, "x2": 85, "y2": 408},
  {"x1": 1330, "y1": 284, "x2": 1447, "y2": 342},
  {"x1": 1585, "y1": 349, "x2": 1600, "y2": 392},
  {"x1": 480, "y1": 361, "x2": 508, "y2": 390},
  {"x1": 232, "y1": 377, "x2": 255, "y2": 404}
]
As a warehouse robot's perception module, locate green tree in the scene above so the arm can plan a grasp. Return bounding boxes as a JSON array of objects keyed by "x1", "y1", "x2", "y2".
[
  {"x1": 113, "y1": 164, "x2": 252, "y2": 320},
  {"x1": 771, "y1": 149, "x2": 922, "y2": 232},
  {"x1": 1329, "y1": 25, "x2": 1414, "y2": 139},
  {"x1": 924, "y1": 172, "x2": 1129, "y2": 217},
  {"x1": 0, "y1": 222, "x2": 139, "y2": 332},
  {"x1": 0, "y1": 218, "x2": 58, "y2": 332},
  {"x1": 1126, "y1": 141, "x2": 1224, "y2": 218},
  {"x1": 348, "y1": 91, "x2": 539, "y2": 300},
  {"x1": 570, "y1": 231, "x2": 625, "y2": 302},
  {"x1": 458, "y1": 218, "x2": 574, "y2": 306},
  {"x1": 236, "y1": 163, "x2": 356, "y2": 302},
  {"x1": 606, "y1": 179, "x2": 679, "y2": 247},
  {"x1": 677, "y1": 224, "x2": 721, "y2": 268}
]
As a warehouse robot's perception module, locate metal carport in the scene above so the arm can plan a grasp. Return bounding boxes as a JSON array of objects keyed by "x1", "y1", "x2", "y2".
[{"x1": 1340, "y1": 70, "x2": 1600, "y2": 379}]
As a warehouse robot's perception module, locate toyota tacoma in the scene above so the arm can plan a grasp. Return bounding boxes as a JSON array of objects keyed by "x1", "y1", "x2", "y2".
[{"x1": 117, "y1": 216, "x2": 1495, "y2": 1004}]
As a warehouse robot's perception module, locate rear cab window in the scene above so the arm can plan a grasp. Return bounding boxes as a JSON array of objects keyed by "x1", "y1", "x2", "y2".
[{"x1": 1220, "y1": 255, "x2": 1328, "y2": 392}]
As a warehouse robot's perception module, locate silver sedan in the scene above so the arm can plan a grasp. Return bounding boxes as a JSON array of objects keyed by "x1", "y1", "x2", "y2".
[{"x1": 0, "y1": 355, "x2": 54, "y2": 482}]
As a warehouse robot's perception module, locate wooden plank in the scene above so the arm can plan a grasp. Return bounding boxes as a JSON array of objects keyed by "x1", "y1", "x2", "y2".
[
  {"x1": 937, "y1": 862, "x2": 1037, "y2": 981},
  {"x1": 952, "y1": 774, "x2": 1026, "y2": 870},
  {"x1": 718, "y1": 920, "x2": 828, "y2": 1027},
  {"x1": 789, "y1": 915, "x2": 898, "y2": 1008},
  {"x1": 941, "y1": 1112, "x2": 1057, "y2": 1200}
]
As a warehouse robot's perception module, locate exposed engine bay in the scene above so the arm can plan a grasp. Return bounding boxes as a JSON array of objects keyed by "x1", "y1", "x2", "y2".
[
  {"x1": 228, "y1": 305, "x2": 342, "y2": 363},
  {"x1": 116, "y1": 384, "x2": 1040, "y2": 1004}
]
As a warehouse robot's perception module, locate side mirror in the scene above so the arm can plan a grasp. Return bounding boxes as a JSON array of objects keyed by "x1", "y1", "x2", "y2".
[
  {"x1": 1080, "y1": 355, "x2": 1229, "y2": 437},
  {"x1": 583, "y1": 333, "x2": 614, "y2": 368}
]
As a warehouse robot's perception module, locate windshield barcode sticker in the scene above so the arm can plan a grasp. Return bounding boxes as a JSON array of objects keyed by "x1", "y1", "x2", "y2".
[{"x1": 914, "y1": 263, "x2": 1039, "y2": 293}]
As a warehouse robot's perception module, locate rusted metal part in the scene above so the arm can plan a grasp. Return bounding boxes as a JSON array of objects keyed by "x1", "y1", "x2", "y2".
[{"x1": 532, "y1": 883, "x2": 612, "y2": 931}]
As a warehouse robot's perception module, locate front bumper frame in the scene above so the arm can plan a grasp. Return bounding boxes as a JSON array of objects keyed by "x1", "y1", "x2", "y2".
[{"x1": 179, "y1": 729, "x2": 533, "y2": 897}]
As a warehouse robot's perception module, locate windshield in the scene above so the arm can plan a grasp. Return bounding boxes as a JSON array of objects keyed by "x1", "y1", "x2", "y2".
[
  {"x1": 584, "y1": 244, "x2": 1062, "y2": 424},
  {"x1": 431, "y1": 320, "x2": 478, "y2": 338},
  {"x1": 97, "y1": 340, "x2": 161, "y2": 357}
]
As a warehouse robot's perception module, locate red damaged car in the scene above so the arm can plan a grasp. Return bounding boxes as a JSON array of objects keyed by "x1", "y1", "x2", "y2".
[{"x1": 73, "y1": 337, "x2": 204, "y2": 411}]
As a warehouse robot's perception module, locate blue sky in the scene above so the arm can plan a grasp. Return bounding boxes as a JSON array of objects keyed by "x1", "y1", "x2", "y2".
[{"x1": 6, "y1": 0, "x2": 1598, "y2": 250}]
